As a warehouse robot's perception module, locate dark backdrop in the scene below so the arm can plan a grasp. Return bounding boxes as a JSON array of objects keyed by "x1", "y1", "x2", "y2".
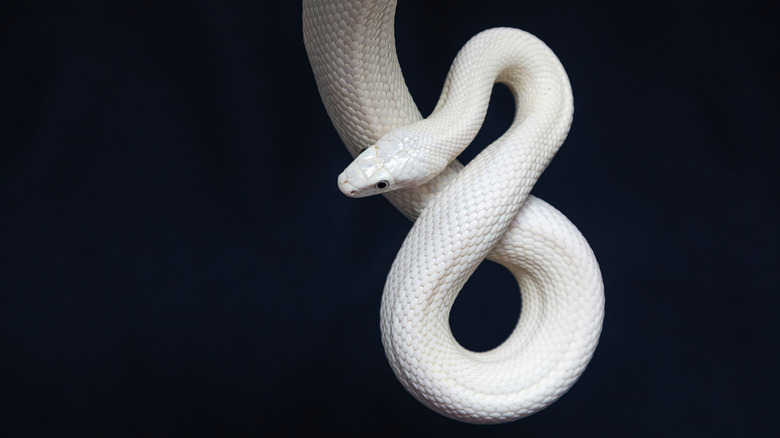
[{"x1": 2, "y1": 0, "x2": 778, "y2": 436}]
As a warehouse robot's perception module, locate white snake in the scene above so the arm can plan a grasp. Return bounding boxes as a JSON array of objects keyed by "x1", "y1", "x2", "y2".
[{"x1": 303, "y1": 0, "x2": 604, "y2": 424}]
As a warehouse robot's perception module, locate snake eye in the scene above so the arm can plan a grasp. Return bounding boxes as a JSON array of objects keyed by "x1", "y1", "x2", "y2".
[{"x1": 375, "y1": 180, "x2": 389, "y2": 190}]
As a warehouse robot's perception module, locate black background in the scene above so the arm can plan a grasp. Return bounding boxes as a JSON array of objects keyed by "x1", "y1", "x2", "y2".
[{"x1": 2, "y1": 0, "x2": 778, "y2": 436}]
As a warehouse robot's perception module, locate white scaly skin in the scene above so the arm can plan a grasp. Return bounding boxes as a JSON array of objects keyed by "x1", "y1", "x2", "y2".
[{"x1": 303, "y1": 0, "x2": 604, "y2": 424}]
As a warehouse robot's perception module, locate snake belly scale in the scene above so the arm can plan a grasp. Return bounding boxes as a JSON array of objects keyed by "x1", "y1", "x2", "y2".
[{"x1": 303, "y1": 0, "x2": 604, "y2": 424}]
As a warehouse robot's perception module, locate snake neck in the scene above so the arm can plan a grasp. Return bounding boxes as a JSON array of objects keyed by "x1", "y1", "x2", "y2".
[{"x1": 411, "y1": 27, "x2": 574, "y2": 175}]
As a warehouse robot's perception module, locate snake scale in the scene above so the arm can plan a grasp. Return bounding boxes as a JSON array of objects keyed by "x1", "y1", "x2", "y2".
[{"x1": 303, "y1": 0, "x2": 604, "y2": 424}]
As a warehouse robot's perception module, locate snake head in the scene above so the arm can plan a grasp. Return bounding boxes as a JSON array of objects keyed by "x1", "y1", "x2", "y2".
[{"x1": 338, "y1": 128, "x2": 431, "y2": 198}]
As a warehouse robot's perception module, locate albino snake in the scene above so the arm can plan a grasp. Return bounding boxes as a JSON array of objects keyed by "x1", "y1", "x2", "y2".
[{"x1": 303, "y1": 0, "x2": 604, "y2": 424}]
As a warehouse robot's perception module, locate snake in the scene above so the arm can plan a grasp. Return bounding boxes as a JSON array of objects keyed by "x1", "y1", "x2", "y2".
[{"x1": 302, "y1": 0, "x2": 604, "y2": 424}]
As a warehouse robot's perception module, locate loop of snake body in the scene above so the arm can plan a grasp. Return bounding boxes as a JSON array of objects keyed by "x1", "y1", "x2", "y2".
[{"x1": 303, "y1": 0, "x2": 604, "y2": 424}]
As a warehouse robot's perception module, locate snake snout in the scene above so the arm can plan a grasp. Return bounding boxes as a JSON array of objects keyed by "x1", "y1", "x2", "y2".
[{"x1": 337, "y1": 172, "x2": 359, "y2": 197}]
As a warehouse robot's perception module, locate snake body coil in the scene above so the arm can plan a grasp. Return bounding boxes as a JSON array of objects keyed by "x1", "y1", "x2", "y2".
[{"x1": 303, "y1": 0, "x2": 604, "y2": 424}]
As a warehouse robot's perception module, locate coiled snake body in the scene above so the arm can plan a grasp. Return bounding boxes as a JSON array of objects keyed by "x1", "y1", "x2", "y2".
[{"x1": 303, "y1": 0, "x2": 604, "y2": 424}]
